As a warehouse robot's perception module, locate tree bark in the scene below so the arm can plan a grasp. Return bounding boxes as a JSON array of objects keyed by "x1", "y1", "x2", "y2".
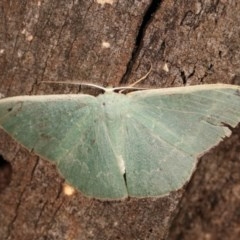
[{"x1": 0, "y1": 0, "x2": 239, "y2": 239}]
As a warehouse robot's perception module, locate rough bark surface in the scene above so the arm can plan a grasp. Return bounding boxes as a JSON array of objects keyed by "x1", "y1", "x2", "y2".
[{"x1": 0, "y1": 0, "x2": 239, "y2": 239}]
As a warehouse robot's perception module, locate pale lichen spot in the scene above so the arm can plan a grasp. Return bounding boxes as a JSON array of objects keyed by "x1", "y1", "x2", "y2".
[
  {"x1": 102, "y1": 41, "x2": 111, "y2": 48},
  {"x1": 195, "y1": 1, "x2": 202, "y2": 14},
  {"x1": 21, "y1": 29, "x2": 33, "y2": 42},
  {"x1": 63, "y1": 183, "x2": 75, "y2": 196},
  {"x1": 21, "y1": 28, "x2": 26, "y2": 35},
  {"x1": 17, "y1": 50, "x2": 24, "y2": 58},
  {"x1": 163, "y1": 63, "x2": 169, "y2": 72},
  {"x1": 0, "y1": 49, "x2": 5, "y2": 55},
  {"x1": 26, "y1": 34, "x2": 33, "y2": 42},
  {"x1": 96, "y1": 0, "x2": 114, "y2": 6}
]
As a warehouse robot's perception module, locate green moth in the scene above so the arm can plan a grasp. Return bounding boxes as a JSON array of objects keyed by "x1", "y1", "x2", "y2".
[{"x1": 0, "y1": 84, "x2": 239, "y2": 200}]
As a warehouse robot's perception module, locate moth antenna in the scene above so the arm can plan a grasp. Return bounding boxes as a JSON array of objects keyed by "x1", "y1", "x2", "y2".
[
  {"x1": 42, "y1": 64, "x2": 152, "y2": 94},
  {"x1": 42, "y1": 81, "x2": 109, "y2": 92},
  {"x1": 129, "y1": 63, "x2": 152, "y2": 87},
  {"x1": 119, "y1": 63, "x2": 152, "y2": 93}
]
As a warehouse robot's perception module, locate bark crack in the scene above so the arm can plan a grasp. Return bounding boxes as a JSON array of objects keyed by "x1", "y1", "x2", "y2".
[
  {"x1": 120, "y1": 0, "x2": 162, "y2": 85},
  {"x1": 5, "y1": 154, "x2": 39, "y2": 239},
  {"x1": 6, "y1": 186, "x2": 26, "y2": 239}
]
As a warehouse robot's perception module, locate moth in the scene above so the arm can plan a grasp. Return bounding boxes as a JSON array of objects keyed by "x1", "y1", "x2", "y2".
[{"x1": 0, "y1": 84, "x2": 239, "y2": 199}]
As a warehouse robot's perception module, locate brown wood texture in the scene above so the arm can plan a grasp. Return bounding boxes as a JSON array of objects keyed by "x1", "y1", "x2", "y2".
[{"x1": 0, "y1": 1, "x2": 240, "y2": 239}]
